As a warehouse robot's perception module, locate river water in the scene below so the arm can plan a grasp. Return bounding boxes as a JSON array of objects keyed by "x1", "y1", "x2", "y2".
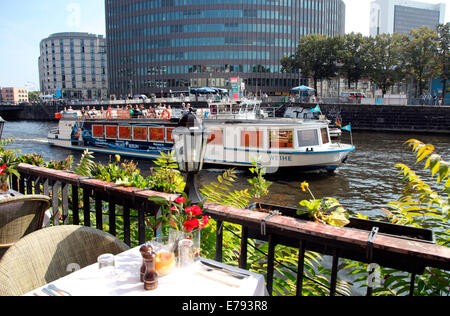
[{"x1": 4, "y1": 121, "x2": 450, "y2": 218}]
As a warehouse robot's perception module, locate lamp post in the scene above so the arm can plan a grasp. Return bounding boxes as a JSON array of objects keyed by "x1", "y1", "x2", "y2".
[
  {"x1": 172, "y1": 109, "x2": 210, "y2": 204},
  {"x1": 0, "y1": 116, "x2": 5, "y2": 140}
]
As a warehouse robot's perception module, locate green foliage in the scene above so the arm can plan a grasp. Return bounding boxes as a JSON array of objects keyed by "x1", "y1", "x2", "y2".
[
  {"x1": 0, "y1": 138, "x2": 21, "y2": 180},
  {"x1": 281, "y1": 34, "x2": 338, "y2": 95},
  {"x1": 347, "y1": 139, "x2": 449, "y2": 296},
  {"x1": 74, "y1": 149, "x2": 95, "y2": 177},
  {"x1": 365, "y1": 33, "x2": 407, "y2": 96},
  {"x1": 402, "y1": 26, "x2": 440, "y2": 97},
  {"x1": 200, "y1": 168, "x2": 251, "y2": 209},
  {"x1": 281, "y1": 25, "x2": 447, "y2": 99},
  {"x1": 19, "y1": 153, "x2": 45, "y2": 166},
  {"x1": 297, "y1": 181, "x2": 350, "y2": 227},
  {"x1": 248, "y1": 159, "x2": 272, "y2": 200},
  {"x1": 336, "y1": 33, "x2": 370, "y2": 89},
  {"x1": 148, "y1": 151, "x2": 185, "y2": 194},
  {"x1": 45, "y1": 156, "x2": 73, "y2": 171}
]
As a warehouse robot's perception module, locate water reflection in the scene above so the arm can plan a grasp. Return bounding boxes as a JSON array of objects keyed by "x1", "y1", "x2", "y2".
[{"x1": 4, "y1": 121, "x2": 449, "y2": 218}]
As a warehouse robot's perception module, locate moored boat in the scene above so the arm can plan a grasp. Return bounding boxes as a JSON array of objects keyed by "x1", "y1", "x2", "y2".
[{"x1": 48, "y1": 107, "x2": 355, "y2": 173}]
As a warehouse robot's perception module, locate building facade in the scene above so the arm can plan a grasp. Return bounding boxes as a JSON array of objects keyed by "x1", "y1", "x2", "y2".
[
  {"x1": 370, "y1": 0, "x2": 446, "y2": 36},
  {"x1": 0, "y1": 87, "x2": 29, "y2": 104},
  {"x1": 105, "y1": 0, "x2": 346, "y2": 97},
  {"x1": 38, "y1": 32, "x2": 108, "y2": 100}
]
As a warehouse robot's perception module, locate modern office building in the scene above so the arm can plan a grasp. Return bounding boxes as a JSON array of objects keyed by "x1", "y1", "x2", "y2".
[
  {"x1": 38, "y1": 32, "x2": 108, "y2": 100},
  {"x1": 370, "y1": 0, "x2": 446, "y2": 36},
  {"x1": 105, "y1": 0, "x2": 346, "y2": 97},
  {"x1": 0, "y1": 87, "x2": 29, "y2": 104}
]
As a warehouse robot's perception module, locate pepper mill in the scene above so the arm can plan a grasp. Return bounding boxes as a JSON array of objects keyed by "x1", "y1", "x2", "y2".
[
  {"x1": 143, "y1": 250, "x2": 158, "y2": 291},
  {"x1": 140, "y1": 244, "x2": 153, "y2": 282}
]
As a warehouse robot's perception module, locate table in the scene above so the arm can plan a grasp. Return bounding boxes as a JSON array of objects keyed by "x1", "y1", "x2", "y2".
[{"x1": 25, "y1": 247, "x2": 269, "y2": 296}]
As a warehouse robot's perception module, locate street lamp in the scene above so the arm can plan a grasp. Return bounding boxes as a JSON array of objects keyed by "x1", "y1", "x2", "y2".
[
  {"x1": 172, "y1": 109, "x2": 210, "y2": 204},
  {"x1": 0, "y1": 116, "x2": 5, "y2": 140}
]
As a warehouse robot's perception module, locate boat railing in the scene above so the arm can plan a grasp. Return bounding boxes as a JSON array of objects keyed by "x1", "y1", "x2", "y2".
[{"x1": 13, "y1": 163, "x2": 450, "y2": 296}]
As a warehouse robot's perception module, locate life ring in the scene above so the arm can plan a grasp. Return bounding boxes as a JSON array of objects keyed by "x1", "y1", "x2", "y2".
[
  {"x1": 106, "y1": 110, "x2": 112, "y2": 119},
  {"x1": 162, "y1": 109, "x2": 171, "y2": 121}
]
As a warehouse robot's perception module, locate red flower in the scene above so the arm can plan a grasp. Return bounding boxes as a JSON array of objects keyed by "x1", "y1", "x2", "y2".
[
  {"x1": 183, "y1": 218, "x2": 200, "y2": 232},
  {"x1": 174, "y1": 197, "x2": 186, "y2": 204},
  {"x1": 170, "y1": 206, "x2": 178, "y2": 211},
  {"x1": 185, "y1": 205, "x2": 202, "y2": 216},
  {"x1": 200, "y1": 216, "x2": 210, "y2": 230}
]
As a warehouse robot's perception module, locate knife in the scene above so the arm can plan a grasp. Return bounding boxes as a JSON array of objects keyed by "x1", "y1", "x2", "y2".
[{"x1": 200, "y1": 261, "x2": 250, "y2": 279}]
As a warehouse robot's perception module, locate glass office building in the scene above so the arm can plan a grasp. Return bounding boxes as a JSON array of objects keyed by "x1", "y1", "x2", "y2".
[{"x1": 105, "y1": 0, "x2": 346, "y2": 97}]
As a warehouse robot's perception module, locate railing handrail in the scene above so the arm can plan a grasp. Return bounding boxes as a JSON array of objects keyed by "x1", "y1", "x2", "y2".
[{"x1": 15, "y1": 163, "x2": 450, "y2": 296}]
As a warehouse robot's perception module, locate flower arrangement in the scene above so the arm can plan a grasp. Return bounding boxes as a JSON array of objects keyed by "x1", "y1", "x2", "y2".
[
  {"x1": 149, "y1": 194, "x2": 210, "y2": 234},
  {"x1": 0, "y1": 141, "x2": 21, "y2": 191}
]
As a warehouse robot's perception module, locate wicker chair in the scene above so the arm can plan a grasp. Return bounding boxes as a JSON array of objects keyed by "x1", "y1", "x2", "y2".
[
  {"x1": 0, "y1": 225, "x2": 130, "y2": 296},
  {"x1": 0, "y1": 195, "x2": 51, "y2": 259}
]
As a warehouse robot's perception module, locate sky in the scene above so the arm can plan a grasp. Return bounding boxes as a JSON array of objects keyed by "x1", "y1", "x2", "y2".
[{"x1": 0, "y1": 0, "x2": 448, "y2": 90}]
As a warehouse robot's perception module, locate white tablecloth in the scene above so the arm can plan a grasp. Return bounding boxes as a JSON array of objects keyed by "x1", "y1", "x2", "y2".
[{"x1": 25, "y1": 247, "x2": 268, "y2": 297}]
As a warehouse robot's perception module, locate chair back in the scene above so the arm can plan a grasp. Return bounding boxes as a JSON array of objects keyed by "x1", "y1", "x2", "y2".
[
  {"x1": 0, "y1": 195, "x2": 51, "y2": 258},
  {"x1": 0, "y1": 225, "x2": 130, "y2": 296}
]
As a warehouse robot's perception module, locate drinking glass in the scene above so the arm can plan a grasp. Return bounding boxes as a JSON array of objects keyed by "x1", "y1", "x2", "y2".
[
  {"x1": 178, "y1": 239, "x2": 195, "y2": 268},
  {"x1": 98, "y1": 254, "x2": 115, "y2": 276},
  {"x1": 150, "y1": 236, "x2": 176, "y2": 276}
]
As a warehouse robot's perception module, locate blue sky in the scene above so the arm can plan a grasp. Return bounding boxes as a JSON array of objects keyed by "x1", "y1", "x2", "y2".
[
  {"x1": 0, "y1": 0, "x2": 105, "y2": 90},
  {"x1": 0, "y1": 0, "x2": 448, "y2": 90}
]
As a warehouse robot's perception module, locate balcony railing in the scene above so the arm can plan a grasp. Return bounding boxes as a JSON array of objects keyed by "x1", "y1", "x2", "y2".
[{"x1": 14, "y1": 163, "x2": 450, "y2": 296}]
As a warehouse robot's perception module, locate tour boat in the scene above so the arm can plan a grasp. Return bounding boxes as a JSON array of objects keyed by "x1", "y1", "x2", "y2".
[{"x1": 48, "y1": 108, "x2": 355, "y2": 173}]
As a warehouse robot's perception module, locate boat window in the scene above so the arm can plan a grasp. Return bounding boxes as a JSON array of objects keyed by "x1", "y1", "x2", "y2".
[
  {"x1": 149, "y1": 127, "x2": 165, "y2": 142},
  {"x1": 269, "y1": 130, "x2": 294, "y2": 149},
  {"x1": 208, "y1": 129, "x2": 223, "y2": 146},
  {"x1": 241, "y1": 130, "x2": 264, "y2": 148},
  {"x1": 166, "y1": 127, "x2": 174, "y2": 143},
  {"x1": 92, "y1": 125, "x2": 104, "y2": 138},
  {"x1": 297, "y1": 130, "x2": 319, "y2": 147},
  {"x1": 321, "y1": 128, "x2": 330, "y2": 145},
  {"x1": 118, "y1": 126, "x2": 132, "y2": 140},
  {"x1": 133, "y1": 126, "x2": 148, "y2": 141},
  {"x1": 105, "y1": 125, "x2": 118, "y2": 139}
]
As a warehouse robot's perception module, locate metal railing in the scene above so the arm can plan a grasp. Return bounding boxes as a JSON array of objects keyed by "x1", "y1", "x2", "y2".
[{"x1": 14, "y1": 163, "x2": 450, "y2": 296}]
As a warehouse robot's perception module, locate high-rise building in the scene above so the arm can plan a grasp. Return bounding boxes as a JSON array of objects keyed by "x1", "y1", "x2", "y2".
[
  {"x1": 38, "y1": 32, "x2": 108, "y2": 100},
  {"x1": 105, "y1": 0, "x2": 346, "y2": 97},
  {"x1": 370, "y1": 0, "x2": 446, "y2": 36}
]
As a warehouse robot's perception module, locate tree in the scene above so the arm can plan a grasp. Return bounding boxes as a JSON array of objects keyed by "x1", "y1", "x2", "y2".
[
  {"x1": 436, "y1": 23, "x2": 450, "y2": 101},
  {"x1": 281, "y1": 34, "x2": 338, "y2": 96},
  {"x1": 366, "y1": 33, "x2": 406, "y2": 96},
  {"x1": 336, "y1": 33, "x2": 370, "y2": 89},
  {"x1": 402, "y1": 26, "x2": 439, "y2": 98},
  {"x1": 28, "y1": 91, "x2": 40, "y2": 102}
]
